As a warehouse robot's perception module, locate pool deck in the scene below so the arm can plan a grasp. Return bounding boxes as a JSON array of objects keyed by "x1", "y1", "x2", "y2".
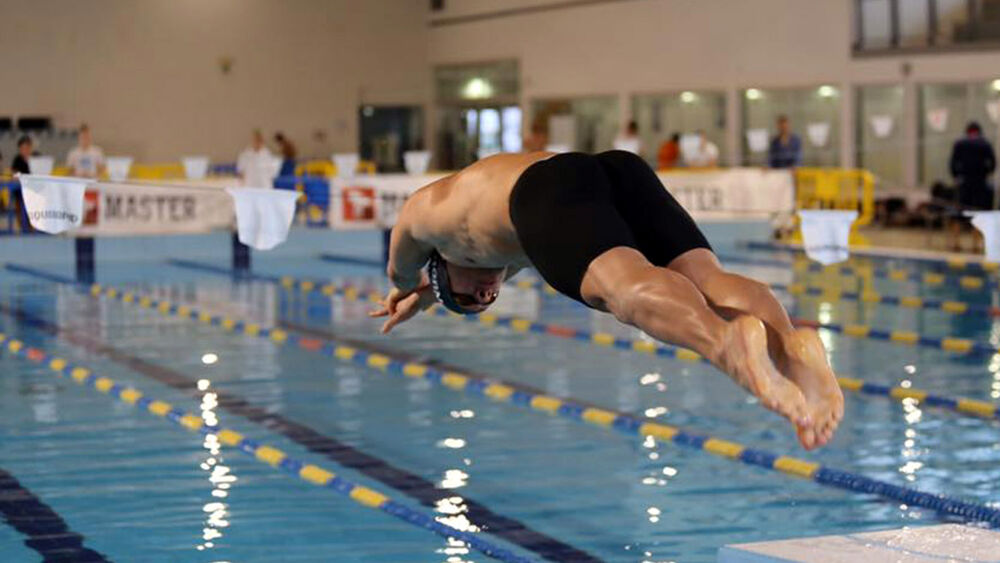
[{"x1": 718, "y1": 524, "x2": 1000, "y2": 562}]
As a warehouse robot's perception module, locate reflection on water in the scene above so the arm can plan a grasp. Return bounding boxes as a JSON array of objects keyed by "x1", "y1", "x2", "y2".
[{"x1": 197, "y1": 380, "x2": 235, "y2": 552}]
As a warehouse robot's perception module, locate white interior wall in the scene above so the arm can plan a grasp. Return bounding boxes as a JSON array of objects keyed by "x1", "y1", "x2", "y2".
[
  {"x1": 0, "y1": 0, "x2": 429, "y2": 162},
  {"x1": 428, "y1": 0, "x2": 1000, "y2": 186}
]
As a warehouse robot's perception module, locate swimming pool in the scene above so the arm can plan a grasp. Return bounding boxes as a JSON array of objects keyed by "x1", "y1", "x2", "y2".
[{"x1": 1, "y1": 237, "x2": 999, "y2": 562}]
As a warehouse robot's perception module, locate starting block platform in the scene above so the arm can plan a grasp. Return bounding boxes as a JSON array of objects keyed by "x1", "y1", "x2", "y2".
[{"x1": 718, "y1": 524, "x2": 1000, "y2": 562}]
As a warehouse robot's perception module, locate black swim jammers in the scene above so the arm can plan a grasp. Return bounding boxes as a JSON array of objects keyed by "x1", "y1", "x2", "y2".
[{"x1": 508, "y1": 150, "x2": 712, "y2": 305}]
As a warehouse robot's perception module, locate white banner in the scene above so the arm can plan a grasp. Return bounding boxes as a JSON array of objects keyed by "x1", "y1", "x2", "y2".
[
  {"x1": 328, "y1": 173, "x2": 449, "y2": 230},
  {"x1": 656, "y1": 168, "x2": 795, "y2": 220},
  {"x1": 18, "y1": 175, "x2": 88, "y2": 234},
  {"x1": 329, "y1": 169, "x2": 793, "y2": 229},
  {"x1": 75, "y1": 180, "x2": 236, "y2": 236}
]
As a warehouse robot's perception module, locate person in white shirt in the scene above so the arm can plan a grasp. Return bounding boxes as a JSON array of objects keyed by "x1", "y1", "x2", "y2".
[
  {"x1": 66, "y1": 124, "x2": 105, "y2": 178},
  {"x1": 236, "y1": 130, "x2": 277, "y2": 188},
  {"x1": 684, "y1": 130, "x2": 719, "y2": 168},
  {"x1": 613, "y1": 120, "x2": 642, "y2": 155}
]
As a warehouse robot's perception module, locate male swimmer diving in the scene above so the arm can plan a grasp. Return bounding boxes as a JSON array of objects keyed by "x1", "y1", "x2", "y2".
[{"x1": 370, "y1": 151, "x2": 843, "y2": 450}]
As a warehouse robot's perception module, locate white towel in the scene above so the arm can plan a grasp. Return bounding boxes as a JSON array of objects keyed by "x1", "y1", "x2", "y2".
[
  {"x1": 226, "y1": 188, "x2": 299, "y2": 250},
  {"x1": 18, "y1": 174, "x2": 89, "y2": 234},
  {"x1": 967, "y1": 211, "x2": 1000, "y2": 262},
  {"x1": 798, "y1": 210, "x2": 857, "y2": 265}
]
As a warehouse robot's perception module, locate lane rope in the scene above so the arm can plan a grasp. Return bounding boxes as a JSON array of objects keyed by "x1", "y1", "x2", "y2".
[
  {"x1": 718, "y1": 252, "x2": 999, "y2": 292},
  {"x1": 83, "y1": 283, "x2": 1000, "y2": 527},
  {"x1": 0, "y1": 331, "x2": 535, "y2": 563},
  {"x1": 275, "y1": 275, "x2": 1000, "y2": 422},
  {"x1": 741, "y1": 240, "x2": 1000, "y2": 275}
]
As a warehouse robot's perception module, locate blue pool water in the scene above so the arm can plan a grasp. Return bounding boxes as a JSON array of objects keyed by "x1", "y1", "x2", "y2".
[{"x1": 1, "y1": 236, "x2": 999, "y2": 562}]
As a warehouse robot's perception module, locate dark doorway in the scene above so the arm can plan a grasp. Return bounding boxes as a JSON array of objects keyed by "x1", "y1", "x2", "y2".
[{"x1": 358, "y1": 105, "x2": 424, "y2": 173}]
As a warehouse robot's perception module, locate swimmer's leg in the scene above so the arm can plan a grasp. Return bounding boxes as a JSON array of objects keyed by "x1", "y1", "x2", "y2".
[
  {"x1": 579, "y1": 246, "x2": 811, "y2": 438},
  {"x1": 666, "y1": 248, "x2": 844, "y2": 449}
]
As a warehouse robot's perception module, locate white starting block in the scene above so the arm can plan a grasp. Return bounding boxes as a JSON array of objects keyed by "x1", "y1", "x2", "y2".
[
  {"x1": 332, "y1": 153, "x2": 360, "y2": 178},
  {"x1": 106, "y1": 156, "x2": 133, "y2": 182},
  {"x1": 403, "y1": 150, "x2": 431, "y2": 175},
  {"x1": 28, "y1": 156, "x2": 54, "y2": 175},
  {"x1": 182, "y1": 156, "x2": 210, "y2": 179},
  {"x1": 798, "y1": 209, "x2": 857, "y2": 266},
  {"x1": 966, "y1": 211, "x2": 1000, "y2": 262},
  {"x1": 718, "y1": 524, "x2": 1000, "y2": 563}
]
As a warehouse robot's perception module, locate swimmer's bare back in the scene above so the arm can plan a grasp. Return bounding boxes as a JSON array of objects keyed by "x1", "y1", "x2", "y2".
[{"x1": 396, "y1": 152, "x2": 550, "y2": 274}]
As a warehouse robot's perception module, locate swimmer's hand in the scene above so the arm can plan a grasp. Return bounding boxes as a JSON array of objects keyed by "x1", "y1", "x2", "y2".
[{"x1": 369, "y1": 285, "x2": 436, "y2": 334}]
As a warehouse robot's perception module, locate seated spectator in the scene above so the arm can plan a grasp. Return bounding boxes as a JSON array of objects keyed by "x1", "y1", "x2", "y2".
[
  {"x1": 657, "y1": 132, "x2": 680, "y2": 170},
  {"x1": 768, "y1": 115, "x2": 801, "y2": 168},
  {"x1": 684, "y1": 130, "x2": 719, "y2": 168},
  {"x1": 66, "y1": 123, "x2": 105, "y2": 178}
]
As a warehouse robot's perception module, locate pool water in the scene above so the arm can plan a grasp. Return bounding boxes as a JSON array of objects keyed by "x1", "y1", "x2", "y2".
[{"x1": 1, "y1": 245, "x2": 999, "y2": 562}]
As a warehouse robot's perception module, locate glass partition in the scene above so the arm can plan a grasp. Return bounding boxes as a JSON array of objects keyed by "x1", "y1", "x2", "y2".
[
  {"x1": 856, "y1": 84, "x2": 905, "y2": 190},
  {"x1": 741, "y1": 85, "x2": 842, "y2": 167},
  {"x1": 531, "y1": 96, "x2": 620, "y2": 153},
  {"x1": 919, "y1": 80, "x2": 1000, "y2": 185},
  {"x1": 631, "y1": 90, "x2": 726, "y2": 168}
]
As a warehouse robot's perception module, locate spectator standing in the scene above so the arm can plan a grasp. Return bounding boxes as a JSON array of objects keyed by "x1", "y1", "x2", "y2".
[
  {"x1": 613, "y1": 120, "x2": 642, "y2": 155},
  {"x1": 523, "y1": 120, "x2": 548, "y2": 153},
  {"x1": 10, "y1": 135, "x2": 34, "y2": 233},
  {"x1": 768, "y1": 115, "x2": 801, "y2": 168},
  {"x1": 950, "y1": 121, "x2": 996, "y2": 210},
  {"x1": 237, "y1": 130, "x2": 276, "y2": 188},
  {"x1": 274, "y1": 132, "x2": 298, "y2": 177},
  {"x1": 66, "y1": 124, "x2": 105, "y2": 178},
  {"x1": 657, "y1": 132, "x2": 681, "y2": 170},
  {"x1": 11, "y1": 135, "x2": 32, "y2": 174},
  {"x1": 684, "y1": 130, "x2": 719, "y2": 168}
]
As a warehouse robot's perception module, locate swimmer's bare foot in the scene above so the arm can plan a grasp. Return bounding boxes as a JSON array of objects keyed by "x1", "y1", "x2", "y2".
[
  {"x1": 778, "y1": 328, "x2": 844, "y2": 450},
  {"x1": 715, "y1": 316, "x2": 811, "y2": 433}
]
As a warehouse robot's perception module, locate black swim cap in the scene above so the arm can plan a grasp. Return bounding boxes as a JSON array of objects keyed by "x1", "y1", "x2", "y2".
[{"x1": 427, "y1": 250, "x2": 481, "y2": 315}]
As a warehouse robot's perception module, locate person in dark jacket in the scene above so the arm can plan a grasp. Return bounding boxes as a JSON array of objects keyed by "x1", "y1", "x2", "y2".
[
  {"x1": 947, "y1": 121, "x2": 996, "y2": 251},
  {"x1": 11, "y1": 135, "x2": 33, "y2": 174},
  {"x1": 950, "y1": 121, "x2": 996, "y2": 210},
  {"x1": 6, "y1": 136, "x2": 34, "y2": 233}
]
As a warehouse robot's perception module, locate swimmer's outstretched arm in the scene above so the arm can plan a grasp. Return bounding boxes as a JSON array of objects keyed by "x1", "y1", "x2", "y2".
[{"x1": 371, "y1": 196, "x2": 438, "y2": 333}]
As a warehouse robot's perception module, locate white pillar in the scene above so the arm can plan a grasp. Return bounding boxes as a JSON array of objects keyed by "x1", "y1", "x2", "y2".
[
  {"x1": 840, "y1": 82, "x2": 856, "y2": 169},
  {"x1": 902, "y1": 80, "x2": 919, "y2": 190}
]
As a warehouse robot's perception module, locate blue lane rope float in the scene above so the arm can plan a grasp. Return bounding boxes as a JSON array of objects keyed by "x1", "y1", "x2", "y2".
[
  {"x1": 0, "y1": 332, "x2": 535, "y2": 563},
  {"x1": 741, "y1": 240, "x2": 1000, "y2": 275},
  {"x1": 82, "y1": 285, "x2": 1000, "y2": 527},
  {"x1": 270, "y1": 276, "x2": 1000, "y2": 421},
  {"x1": 717, "y1": 252, "x2": 999, "y2": 292}
]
